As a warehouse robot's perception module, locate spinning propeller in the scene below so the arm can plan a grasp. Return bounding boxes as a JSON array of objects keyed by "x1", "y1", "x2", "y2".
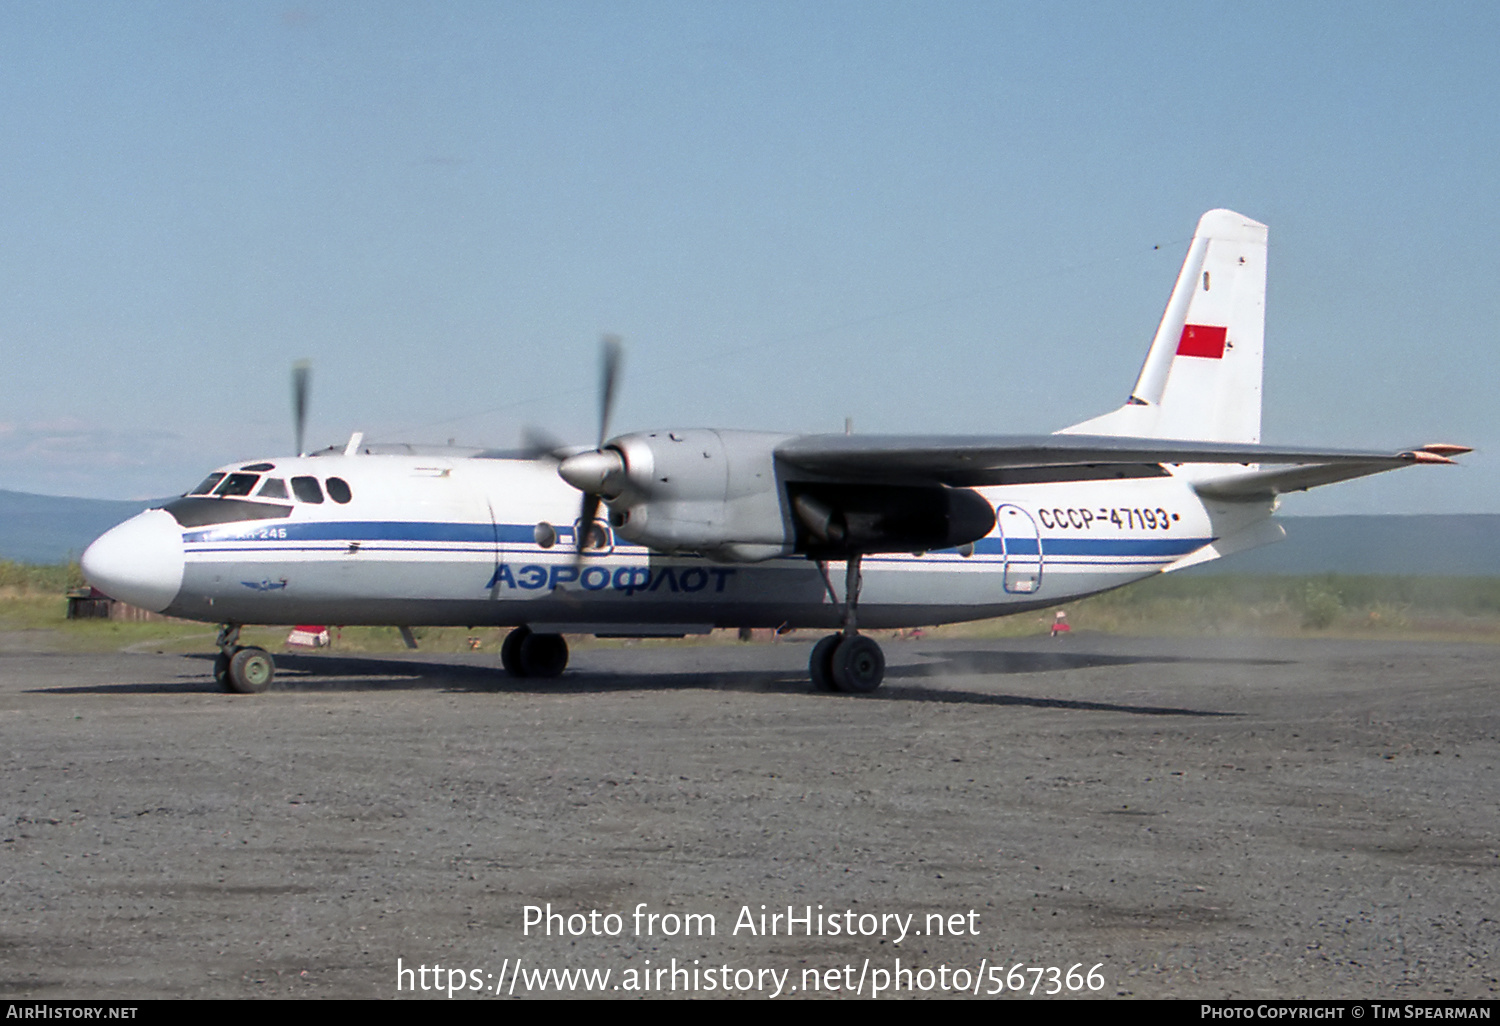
[{"x1": 554, "y1": 335, "x2": 629, "y2": 555}]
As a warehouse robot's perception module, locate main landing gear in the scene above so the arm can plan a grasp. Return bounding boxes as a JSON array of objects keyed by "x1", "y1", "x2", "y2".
[
  {"x1": 808, "y1": 555, "x2": 886, "y2": 694},
  {"x1": 500, "y1": 625, "x2": 569, "y2": 678},
  {"x1": 214, "y1": 624, "x2": 276, "y2": 694}
]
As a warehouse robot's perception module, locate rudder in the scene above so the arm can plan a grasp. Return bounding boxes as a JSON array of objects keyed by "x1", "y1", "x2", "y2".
[{"x1": 1060, "y1": 209, "x2": 1267, "y2": 444}]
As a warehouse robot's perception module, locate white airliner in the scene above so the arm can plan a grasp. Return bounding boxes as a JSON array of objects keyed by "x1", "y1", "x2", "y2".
[{"x1": 80, "y1": 209, "x2": 1465, "y2": 694}]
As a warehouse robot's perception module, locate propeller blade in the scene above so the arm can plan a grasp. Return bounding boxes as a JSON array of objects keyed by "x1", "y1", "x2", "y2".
[
  {"x1": 597, "y1": 334, "x2": 623, "y2": 448},
  {"x1": 292, "y1": 360, "x2": 311, "y2": 456},
  {"x1": 577, "y1": 493, "x2": 602, "y2": 556},
  {"x1": 520, "y1": 425, "x2": 570, "y2": 461},
  {"x1": 554, "y1": 335, "x2": 626, "y2": 561}
]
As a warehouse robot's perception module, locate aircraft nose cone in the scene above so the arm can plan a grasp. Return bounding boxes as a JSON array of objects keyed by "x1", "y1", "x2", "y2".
[{"x1": 80, "y1": 509, "x2": 185, "y2": 614}]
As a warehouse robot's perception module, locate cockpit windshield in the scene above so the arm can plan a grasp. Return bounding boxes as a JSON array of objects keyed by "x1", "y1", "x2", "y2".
[
  {"x1": 213, "y1": 473, "x2": 260, "y2": 497},
  {"x1": 165, "y1": 467, "x2": 353, "y2": 527},
  {"x1": 188, "y1": 473, "x2": 226, "y2": 496}
]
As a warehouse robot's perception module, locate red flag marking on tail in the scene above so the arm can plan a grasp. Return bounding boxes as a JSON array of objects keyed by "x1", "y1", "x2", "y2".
[{"x1": 1177, "y1": 324, "x2": 1227, "y2": 359}]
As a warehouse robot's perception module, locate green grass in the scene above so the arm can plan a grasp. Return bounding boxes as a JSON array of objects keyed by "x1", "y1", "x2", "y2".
[
  {"x1": 0, "y1": 560, "x2": 84, "y2": 593},
  {"x1": 4, "y1": 564, "x2": 1498, "y2": 653}
]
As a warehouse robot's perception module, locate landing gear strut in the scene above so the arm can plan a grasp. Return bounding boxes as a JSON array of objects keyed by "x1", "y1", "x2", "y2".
[
  {"x1": 500, "y1": 625, "x2": 569, "y2": 678},
  {"x1": 214, "y1": 623, "x2": 276, "y2": 694},
  {"x1": 808, "y1": 555, "x2": 886, "y2": 693}
]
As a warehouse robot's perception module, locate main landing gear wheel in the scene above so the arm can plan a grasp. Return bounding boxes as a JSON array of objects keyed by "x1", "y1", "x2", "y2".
[
  {"x1": 809, "y1": 634, "x2": 841, "y2": 692},
  {"x1": 500, "y1": 626, "x2": 570, "y2": 679},
  {"x1": 830, "y1": 635, "x2": 885, "y2": 693},
  {"x1": 807, "y1": 555, "x2": 886, "y2": 693},
  {"x1": 225, "y1": 646, "x2": 275, "y2": 694},
  {"x1": 500, "y1": 626, "x2": 527, "y2": 676}
]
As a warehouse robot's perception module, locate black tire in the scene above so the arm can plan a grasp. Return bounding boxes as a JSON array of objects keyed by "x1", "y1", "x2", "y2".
[
  {"x1": 501, "y1": 626, "x2": 530, "y2": 677},
  {"x1": 519, "y1": 632, "x2": 569, "y2": 678},
  {"x1": 213, "y1": 650, "x2": 234, "y2": 692},
  {"x1": 809, "y1": 634, "x2": 841, "y2": 692},
  {"x1": 226, "y1": 646, "x2": 275, "y2": 694},
  {"x1": 831, "y1": 635, "x2": 885, "y2": 693}
]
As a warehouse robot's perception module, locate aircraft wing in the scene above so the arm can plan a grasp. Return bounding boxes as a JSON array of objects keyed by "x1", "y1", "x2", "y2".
[{"x1": 774, "y1": 433, "x2": 1458, "y2": 488}]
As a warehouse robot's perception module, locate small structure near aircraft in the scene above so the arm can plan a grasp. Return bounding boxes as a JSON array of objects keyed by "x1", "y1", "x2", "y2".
[
  {"x1": 286, "y1": 625, "x2": 330, "y2": 648},
  {"x1": 65, "y1": 586, "x2": 169, "y2": 622},
  {"x1": 65, "y1": 586, "x2": 112, "y2": 620}
]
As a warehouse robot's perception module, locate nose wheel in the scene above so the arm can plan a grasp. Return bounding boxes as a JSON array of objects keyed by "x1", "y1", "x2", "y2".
[
  {"x1": 214, "y1": 624, "x2": 276, "y2": 694},
  {"x1": 808, "y1": 556, "x2": 886, "y2": 693}
]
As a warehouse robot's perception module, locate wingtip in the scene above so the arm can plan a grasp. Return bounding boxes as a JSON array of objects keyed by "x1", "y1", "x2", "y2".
[{"x1": 1419, "y1": 443, "x2": 1472, "y2": 457}]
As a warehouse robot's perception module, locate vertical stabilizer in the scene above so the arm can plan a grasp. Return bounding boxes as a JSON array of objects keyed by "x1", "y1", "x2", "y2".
[{"x1": 1060, "y1": 209, "x2": 1267, "y2": 443}]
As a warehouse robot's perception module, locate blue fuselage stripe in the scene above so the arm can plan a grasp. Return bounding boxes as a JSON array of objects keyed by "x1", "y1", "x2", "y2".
[{"x1": 182, "y1": 520, "x2": 1209, "y2": 560}]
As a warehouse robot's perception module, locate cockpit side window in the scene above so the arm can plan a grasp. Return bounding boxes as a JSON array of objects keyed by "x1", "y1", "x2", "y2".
[
  {"x1": 213, "y1": 473, "x2": 260, "y2": 497},
  {"x1": 189, "y1": 473, "x2": 226, "y2": 496},
  {"x1": 291, "y1": 476, "x2": 324, "y2": 503},
  {"x1": 325, "y1": 477, "x2": 352, "y2": 503},
  {"x1": 257, "y1": 478, "x2": 289, "y2": 500}
]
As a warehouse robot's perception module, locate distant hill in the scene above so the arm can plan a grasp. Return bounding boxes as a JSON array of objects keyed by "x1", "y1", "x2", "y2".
[
  {"x1": 0, "y1": 489, "x2": 1496, "y2": 576},
  {"x1": 0, "y1": 490, "x2": 154, "y2": 565},
  {"x1": 1191, "y1": 514, "x2": 1500, "y2": 577}
]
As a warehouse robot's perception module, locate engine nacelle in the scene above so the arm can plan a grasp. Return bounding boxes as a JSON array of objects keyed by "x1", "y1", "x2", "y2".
[
  {"x1": 786, "y1": 482, "x2": 996, "y2": 558},
  {"x1": 603, "y1": 429, "x2": 797, "y2": 562},
  {"x1": 593, "y1": 428, "x2": 997, "y2": 563}
]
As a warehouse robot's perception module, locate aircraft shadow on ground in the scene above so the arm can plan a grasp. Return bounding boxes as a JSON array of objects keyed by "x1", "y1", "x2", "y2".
[{"x1": 37, "y1": 647, "x2": 1258, "y2": 717}]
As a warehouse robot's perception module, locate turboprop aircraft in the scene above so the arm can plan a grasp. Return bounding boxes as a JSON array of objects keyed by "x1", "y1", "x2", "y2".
[{"x1": 80, "y1": 209, "x2": 1466, "y2": 695}]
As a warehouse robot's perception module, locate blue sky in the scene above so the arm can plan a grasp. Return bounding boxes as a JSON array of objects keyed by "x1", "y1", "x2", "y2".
[{"x1": 1, "y1": 1, "x2": 1495, "y2": 514}]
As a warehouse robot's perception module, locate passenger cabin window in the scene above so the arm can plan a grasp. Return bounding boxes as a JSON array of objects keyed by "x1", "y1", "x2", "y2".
[
  {"x1": 326, "y1": 477, "x2": 352, "y2": 504},
  {"x1": 257, "y1": 478, "x2": 289, "y2": 500},
  {"x1": 213, "y1": 473, "x2": 260, "y2": 497},
  {"x1": 291, "y1": 476, "x2": 324, "y2": 503},
  {"x1": 189, "y1": 472, "x2": 226, "y2": 496}
]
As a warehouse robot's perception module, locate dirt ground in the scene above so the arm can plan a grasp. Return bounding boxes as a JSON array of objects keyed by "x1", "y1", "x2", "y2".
[{"x1": 1, "y1": 633, "x2": 1496, "y2": 1000}]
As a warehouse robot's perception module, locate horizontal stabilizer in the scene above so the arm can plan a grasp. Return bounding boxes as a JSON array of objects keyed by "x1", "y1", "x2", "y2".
[
  {"x1": 1194, "y1": 443, "x2": 1467, "y2": 500},
  {"x1": 1162, "y1": 518, "x2": 1287, "y2": 573}
]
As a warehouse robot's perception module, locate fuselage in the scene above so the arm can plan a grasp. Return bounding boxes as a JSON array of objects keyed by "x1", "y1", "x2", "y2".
[{"x1": 80, "y1": 451, "x2": 1264, "y2": 633}]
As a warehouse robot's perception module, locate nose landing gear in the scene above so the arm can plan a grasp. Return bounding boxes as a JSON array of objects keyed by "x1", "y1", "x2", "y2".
[{"x1": 214, "y1": 624, "x2": 276, "y2": 694}]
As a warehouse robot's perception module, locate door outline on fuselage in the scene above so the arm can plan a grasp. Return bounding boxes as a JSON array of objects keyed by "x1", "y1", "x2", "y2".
[
  {"x1": 996, "y1": 503, "x2": 1043, "y2": 594},
  {"x1": 484, "y1": 497, "x2": 502, "y2": 599}
]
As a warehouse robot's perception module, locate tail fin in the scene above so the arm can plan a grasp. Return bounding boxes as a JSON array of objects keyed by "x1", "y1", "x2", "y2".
[{"x1": 1060, "y1": 209, "x2": 1268, "y2": 444}]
